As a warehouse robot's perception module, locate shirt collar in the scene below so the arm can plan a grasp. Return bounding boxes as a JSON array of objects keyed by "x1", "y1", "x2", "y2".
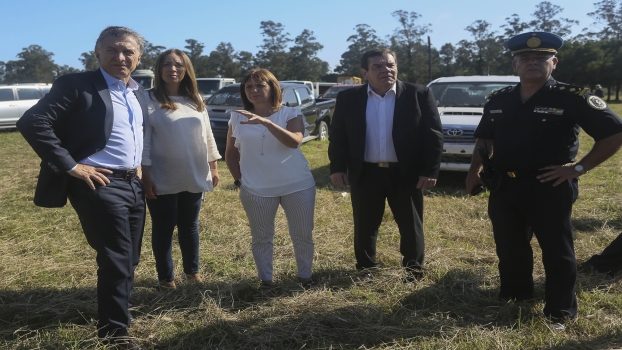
[
  {"x1": 367, "y1": 83, "x2": 397, "y2": 98},
  {"x1": 99, "y1": 68, "x2": 140, "y2": 91}
]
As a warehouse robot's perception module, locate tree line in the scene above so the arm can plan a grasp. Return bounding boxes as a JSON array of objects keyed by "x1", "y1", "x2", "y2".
[{"x1": 1, "y1": 1, "x2": 621, "y2": 100}]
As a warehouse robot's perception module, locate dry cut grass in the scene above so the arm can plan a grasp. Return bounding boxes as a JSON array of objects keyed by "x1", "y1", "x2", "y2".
[{"x1": 1, "y1": 104, "x2": 621, "y2": 349}]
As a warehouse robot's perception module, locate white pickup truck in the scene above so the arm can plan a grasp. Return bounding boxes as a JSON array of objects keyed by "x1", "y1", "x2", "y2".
[{"x1": 427, "y1": 75, "x2": 520, "y2": 171}]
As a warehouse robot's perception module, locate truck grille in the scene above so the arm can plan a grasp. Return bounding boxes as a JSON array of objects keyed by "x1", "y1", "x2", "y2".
[
  {"x1": 442, "y1": 127, "x2": 475, "y2": 143},
  {"x1": 441, "y1": 153, "x2": 472, "y2": 164}
]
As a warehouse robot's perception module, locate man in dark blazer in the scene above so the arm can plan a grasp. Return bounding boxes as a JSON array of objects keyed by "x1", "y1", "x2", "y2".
[
  {"x1": 328, "y1": 48, "x2": 443, "y2": 281},
  {"x1": 17, "y1": 26, "x2": 148, "y2": 342}
]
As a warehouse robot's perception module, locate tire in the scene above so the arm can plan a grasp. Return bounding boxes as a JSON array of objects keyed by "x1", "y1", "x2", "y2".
[{"x1": 317, "y1": 120, "x2": 329, "y2": 141}]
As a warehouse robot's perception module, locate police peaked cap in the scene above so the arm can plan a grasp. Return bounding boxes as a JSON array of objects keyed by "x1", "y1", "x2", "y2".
[{"x1": 505, "y1": 32, "x2": 563, "y2": 55}]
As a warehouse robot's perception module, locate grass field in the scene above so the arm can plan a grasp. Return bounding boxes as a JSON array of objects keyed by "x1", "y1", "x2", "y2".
[{"x1": 1, "y1": 104, "x2": 621, "y2": 349}]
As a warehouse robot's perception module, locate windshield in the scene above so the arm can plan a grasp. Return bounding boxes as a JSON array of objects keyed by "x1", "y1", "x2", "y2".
[
  {"x1": 206, "y1": 86, "x2": 242, "y2": 106},
  {"x1": 133, "y1": 76, "x2": 153, "y2": 89},
  {"x1": 321, "y1": 85, "x2": 357, "y2": 99},
  {"x1": 429, "y1": 82, "x2": 516, "y2": 107},
  {"x1": 197, "y1": 80, "x2": 221, "y2": 96}
]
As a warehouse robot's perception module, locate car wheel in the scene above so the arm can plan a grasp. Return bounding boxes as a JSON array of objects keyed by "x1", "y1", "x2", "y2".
[{"x1": 317, "y1": 120, "x2": 329, "y2": 141}]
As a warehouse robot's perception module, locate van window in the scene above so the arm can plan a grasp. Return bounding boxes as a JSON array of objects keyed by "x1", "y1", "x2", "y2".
[
  {"x1": 197, "y1": 80, "x2": 221, "y2": 96},
  {"x1": 283, "y1": 88, "x2": 299, "y2": 107},
  {"x1": 206, "y1": 85, "x2": 242, "y2": 106},
  {"x1": 429, "y1": 82, "x2": 516, "y2": 107},
  {"x1": 296, "y1": 87, "x2": 313, "y2": 105},
  {"x1": 17, "y1": 88, "x2": 43, "y2": 100},
  {"x1": 0, "y1": 89, "x2": 14, "y2": 102}
]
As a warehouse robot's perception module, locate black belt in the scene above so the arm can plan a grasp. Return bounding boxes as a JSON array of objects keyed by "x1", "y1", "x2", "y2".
[
  {"x1": 503, "y1": 169, "x2": 541, "y2": 178},
  {"x1": 364, "y1": 162, "x2": 399, "y2": 168},
  {"x1": 107, "y1": 168, "x2": 138, "y2": 180}
]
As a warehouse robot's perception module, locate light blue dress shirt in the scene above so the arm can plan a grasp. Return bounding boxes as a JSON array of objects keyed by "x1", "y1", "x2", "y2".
[{"x1": 81, "y1": 68, "x2": 144, "y2": 170}]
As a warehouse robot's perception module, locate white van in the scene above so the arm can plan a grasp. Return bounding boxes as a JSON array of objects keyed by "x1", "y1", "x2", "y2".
[
  {"x1": 131, "y1": 69, "x2": 155, "y2": 89},
  {"x1": 196, "y1": 78, "x2": 236, "y2": 100},
  {"x1": 0, "y1": 84, "x2": 51, "y2": 129},
  {"x1": 427, "y1": 75, "x2": 520, "y2": 171}
]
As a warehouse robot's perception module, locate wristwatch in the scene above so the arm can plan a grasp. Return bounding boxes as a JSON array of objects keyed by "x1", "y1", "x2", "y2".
[
  {"x1": 573, "y1": 164, "x2": 586, "y2": 174},
  {"x1": 234, "y1": 179, "x2": 241, "y2": 187}
]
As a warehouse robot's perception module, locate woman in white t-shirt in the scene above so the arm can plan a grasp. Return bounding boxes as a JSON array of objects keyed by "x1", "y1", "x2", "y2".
[
  {"x1": 225, "y1": 68, "x2": 316, "y2": 288},
  {"x1": 142, "y1": 49, "x2": 221, "y2": 289}
]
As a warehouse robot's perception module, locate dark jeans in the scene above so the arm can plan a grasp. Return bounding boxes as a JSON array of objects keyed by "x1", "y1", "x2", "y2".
[
  {"x1": 147, "y1": 191, "x2": 203, "y2": 282},
  {"x1": 67, "y1": 176, "x2": 145, "y2": 338},
  {"x1": 350, "y1": 164, "x2": 425, "y2": 270},
  {"x1": 489, "y1": 177, "x2": 578, "y2": 320}
]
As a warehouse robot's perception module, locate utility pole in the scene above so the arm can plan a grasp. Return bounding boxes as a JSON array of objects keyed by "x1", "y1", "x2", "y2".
[{"x1": 427, "y1": 36, "x2": 432, "y2": 83}]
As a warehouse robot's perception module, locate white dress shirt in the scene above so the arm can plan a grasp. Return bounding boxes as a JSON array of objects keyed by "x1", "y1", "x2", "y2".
[{"x1": 364, "y1": 84, "x2": 398, "y2": 162}]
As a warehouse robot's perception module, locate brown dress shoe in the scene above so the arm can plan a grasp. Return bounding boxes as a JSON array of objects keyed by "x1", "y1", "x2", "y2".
[
  {"x1": 186, "y1": 273, "x2": 203, "y2": 283},
  {"x1": 158, "y1": 279, "x2": 176, "y2": 289}
]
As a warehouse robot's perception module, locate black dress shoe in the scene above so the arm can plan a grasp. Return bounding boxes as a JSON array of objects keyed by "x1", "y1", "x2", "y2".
[
  {"x1": 103, "y1": 336, "x2": 143, "y2": 350},
  {"x1": 403, "y1": 268, "x2": 424, "y2": 283}
]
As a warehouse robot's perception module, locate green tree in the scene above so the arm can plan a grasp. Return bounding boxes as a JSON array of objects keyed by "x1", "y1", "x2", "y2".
[
  {"x1": 389, "y1": 10, "x2": 431, "y2": 82},
  {"x1": 55, "y1": 65, "x2": 81, "y2": 77},
  {"x1": 529, "y1": 1, "x2": 579, "y2": 37},
  {"x1": 587, "y1": 0, "x2": 622, "y2": 99},
  {"x1": 138, "y1": 41, "x2": 165, "y2": 70},
  {"x1": 3, "y1": 45, "x2": 57, "y2": 83},
  {"x1": 464, "y1": 20, "x2": 506, "y2": 75},
  {"x1": 438, "y1": 43, "x2": 456, "y2": 77},
  {"x1": 255, "y1": 20, "x2": 291, "y2": 79},
  {"x1": 501, "y1": 14, "x2": 530, "y2": 38},
  {"x1": 287, "y1": 29, "x2": 329, "y2": 81},
  {"x1": 184, "y1": 39, "x2": 206, "y2": 71},
  {"x1": 80, "y1": 51, "x2": 99, "y2": 71},
  {"x1": 336, "y1": 24, "x2": 385, "y2": 77},
  {"x1": 236, "y1": 51, "x2": 255, "y2": 79},
  {"x1": 206, "y1": 42, "x2": 242, "y2": 78},
  {"x1": 0, "y1": 61, "x2": 5, "y2": 82}
]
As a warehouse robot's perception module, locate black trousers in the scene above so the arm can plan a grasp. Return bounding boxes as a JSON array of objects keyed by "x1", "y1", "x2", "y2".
[
  {"x1": 350, "y1": 164, "x2": 425, "y2": 270},
  {"x1": 147, "y1": 191, "x2": 203, "y2": 282},
  {"x1": 67, "y1": 176, "x2": 145, "y2": 338},
  {"x1": 488, "y1": 176, "x2": 578, "y2": 319}
]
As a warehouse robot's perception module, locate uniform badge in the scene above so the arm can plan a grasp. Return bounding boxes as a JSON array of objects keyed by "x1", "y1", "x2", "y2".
[
  {"x1": 533, "y1": 107, "x2": 564, "y2": 115},
  {"x1": 490, "y1": 109, "x2": 503, "y2": 114},
  {"x1": 587, "y1": 95, "x2": 607, "y2": 110}
]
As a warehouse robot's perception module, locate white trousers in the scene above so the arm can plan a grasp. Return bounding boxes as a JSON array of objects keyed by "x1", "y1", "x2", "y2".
[{"x1": 239, "y1": 186, "x2": 315, "y2": 281}]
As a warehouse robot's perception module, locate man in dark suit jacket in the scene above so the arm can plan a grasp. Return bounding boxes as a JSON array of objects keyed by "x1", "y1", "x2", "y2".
[
  {"x1": 328, "y1": 48, "x2": 443, "y2": 281},
  {"x1": 17, "y1": 26, "x2": 148, "y2": 342}
]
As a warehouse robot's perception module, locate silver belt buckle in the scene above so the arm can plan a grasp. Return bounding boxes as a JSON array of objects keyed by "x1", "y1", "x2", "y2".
[{"x1": 378, "y1": 162, "x2": 390, "y2": 168}]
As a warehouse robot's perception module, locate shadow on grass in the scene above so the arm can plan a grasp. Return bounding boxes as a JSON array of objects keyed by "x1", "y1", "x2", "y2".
[
  {"x1": 313, "y1": 169, "x2": 469, "y2": 194},
  {"x1": 153, "y1": 269, "x2": 544, "y2": 349},
  {"x1": 542, "y1": 331, "x2": 622, "y2": 350},
  {"x1": 573, "y1": 215, "x2": 622, "y2": 232},
  {"x1": 4, "y1": 267, "x2": 620, "y2": 348}
]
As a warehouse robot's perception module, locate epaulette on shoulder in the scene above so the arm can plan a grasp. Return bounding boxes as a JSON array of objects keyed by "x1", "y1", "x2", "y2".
[
  {"x1": 551, "y1": 82, "x2": 591, "y2": 97},
  {"x1": 486, "y1": 86, "x2": 513, "y2": 100}
]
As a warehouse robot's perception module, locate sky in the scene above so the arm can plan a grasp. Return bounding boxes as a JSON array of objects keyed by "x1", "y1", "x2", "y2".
[{"x1": 2, "y1": 0, "x2": 599, "y2": 72}]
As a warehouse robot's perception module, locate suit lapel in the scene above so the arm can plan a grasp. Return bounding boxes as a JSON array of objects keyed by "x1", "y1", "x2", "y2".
[
  {"x1": 133, "y1": 87, "x2": 149, "y2": 128},
  {"x1": 392, "y1": 81, "x2": 405, "y2": 142},
  {"x1": 93, "y1": 70, "x2": 114, "y2": 138}
]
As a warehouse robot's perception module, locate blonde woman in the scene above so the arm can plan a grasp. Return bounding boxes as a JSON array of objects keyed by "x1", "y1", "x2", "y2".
[{"x1": 142, "y1": 49, "x2": 221, "y2": 289}]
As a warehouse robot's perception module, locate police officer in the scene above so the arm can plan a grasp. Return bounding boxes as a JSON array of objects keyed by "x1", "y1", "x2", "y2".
[{"x1": 466, "y1": 32, "x2": 622, "y2": 326}]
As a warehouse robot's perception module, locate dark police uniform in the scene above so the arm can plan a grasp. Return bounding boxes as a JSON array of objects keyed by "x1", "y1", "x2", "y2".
[{"x1": 475, "y1": 78, "x2": 622, "y2": 320}]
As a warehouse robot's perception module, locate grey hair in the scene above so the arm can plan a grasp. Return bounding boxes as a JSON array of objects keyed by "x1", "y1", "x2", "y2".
[{"x1": 95, "y1": 26, "x2": 145, "y2": 54}]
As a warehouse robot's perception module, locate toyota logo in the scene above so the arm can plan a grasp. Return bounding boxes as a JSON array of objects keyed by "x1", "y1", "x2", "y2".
[{"x1": 445, "y1": 129, "x2": 464, "y2": 136}]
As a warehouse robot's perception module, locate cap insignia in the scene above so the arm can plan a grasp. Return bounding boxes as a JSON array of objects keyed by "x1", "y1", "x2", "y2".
[{"x1": 526, "y1": 36, "x2": 541, "y2": 48}]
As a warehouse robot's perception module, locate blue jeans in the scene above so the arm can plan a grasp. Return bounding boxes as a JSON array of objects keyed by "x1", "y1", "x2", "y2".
[{"x1": 147, "y1": 191, "x2": 203, "y2": 282}]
